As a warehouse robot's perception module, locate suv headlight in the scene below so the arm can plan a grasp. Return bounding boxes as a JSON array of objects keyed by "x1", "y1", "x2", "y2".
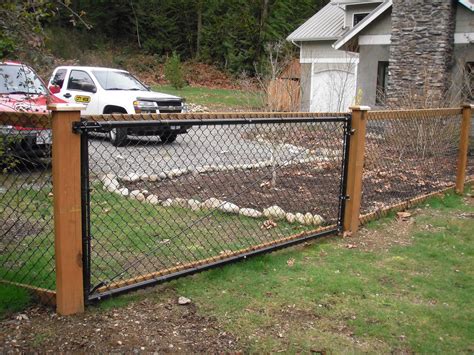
[{"x1": 133, "y1": 100, "x2": 157, "y2": 113}]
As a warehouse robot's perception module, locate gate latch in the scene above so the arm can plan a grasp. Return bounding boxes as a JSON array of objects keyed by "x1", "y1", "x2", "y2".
[{"x1": 340, "y1": 195, "x2": 350, "y2": 201}]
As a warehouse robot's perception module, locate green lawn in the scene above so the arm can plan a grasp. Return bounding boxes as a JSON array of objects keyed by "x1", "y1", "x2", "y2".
[
  {"x1": 152, "y1": 85, "x2": 264, "y2": 110},
  {"x1": 1, "y1": 182, "x2": 315, "y2": 292},
  {"x1": 96, "y1": 190, "x2": 473, "y2": 353},
  {"x1": 167, "y1": 191, "x2": 473, "y2": 352}
]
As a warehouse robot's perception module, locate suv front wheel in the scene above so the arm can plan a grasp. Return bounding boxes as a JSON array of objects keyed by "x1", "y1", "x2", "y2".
[
  {"x1": 109, "y1": 128, "x2": 128, "y2": 147},
  {"x1": 159, "y1": 132, "x2": 177, "y2": 144}
]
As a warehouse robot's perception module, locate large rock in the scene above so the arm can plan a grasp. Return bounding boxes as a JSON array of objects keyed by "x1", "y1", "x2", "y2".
[
  {"x1": 146, "y1": 194, "x2": 160, "y2": 205},
  {"x1": 171, "y1": 198, "x2": 188, "y2": 208},
  {"x1": 263, "y1": 205, "x2": 286, "y2": 220},
  {"x1": 218, "y1": 202, "x2": 240, "y2": 214},
  {"x1": 312, "y1": 214, "x2": 324, "y2": 226},
  {"x1": 130, "y1": 190, "x2": 145, "y2": 202},
  {"x1": 118, "y1": 188, "x2": 129, "y2": 196},
  {"x1": 304, "y1": 212, "x2": 313, "y2": 225},
  {"x1": 239, "y1": 208, "x2": 262, "y2": 218},
  {"x1": 148, "y1": 174, "x2": 159, "y2": 182},
  {"x1": 295, "y1": 213, "x2": 305, "y2": 224},
  {"x1": 162, "y1": 199, "x2": 173, "y2": 207},
  {"x1": 201, "y1": 198, "x2": 224, "y2": 209},
  {"x1": 122, "y1": 173, "x2": 140, "y2": 182},
  {"x1": 187, "y1": 199, "x2": 201, "y2": 211},
  {"x1": 286, "y1": 213, "x2": 296, "y2": 223}
]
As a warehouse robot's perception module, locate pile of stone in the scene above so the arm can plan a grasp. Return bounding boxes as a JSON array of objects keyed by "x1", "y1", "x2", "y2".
[{"x1": 100, "y1": 174, "x2": 325, "y2": 227}]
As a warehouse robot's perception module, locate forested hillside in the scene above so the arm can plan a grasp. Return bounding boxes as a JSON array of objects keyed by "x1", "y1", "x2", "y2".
[{"x1": 1, "y1": 0, "x2": 328, "y2": 77}]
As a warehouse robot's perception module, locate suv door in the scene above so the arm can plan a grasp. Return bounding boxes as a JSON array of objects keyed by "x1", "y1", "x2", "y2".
[{"x1": 61, "y1": 70, "x2": 99, "y2": 114}]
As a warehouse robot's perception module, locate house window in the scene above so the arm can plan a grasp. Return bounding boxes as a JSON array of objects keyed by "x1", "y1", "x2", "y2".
[
  {"x1": 466, "y1": 62, "x2": 474, "y2": 100},
  {"x1": 376, "y1": 61, "x2": 389, "y2": 104},
  {"x1": 353, "y1": 13, "x2": 369, "y2": 26}
]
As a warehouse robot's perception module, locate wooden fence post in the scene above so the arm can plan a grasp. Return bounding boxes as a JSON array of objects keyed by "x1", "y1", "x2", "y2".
[
  {"x1": 48, "y1": 103, "x2": 85, "y2": 315},
  {"x1": 456, "y1": 104, "x2": 472, "y2": 194},
  {"x1": 343, "y1": 106, "x2": 371, "y2": 234}
]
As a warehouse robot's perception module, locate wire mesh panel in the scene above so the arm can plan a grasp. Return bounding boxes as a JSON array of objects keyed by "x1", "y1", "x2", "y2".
[
  {"x1": 361, "y1": 109, "x2": 464, "y2": 218},
  {"x1": 0, "y1": 112, "x2": 55, "y2": 299},
  {"x1": 80, "y1": 114, "x2": 349, "y2": 299}
]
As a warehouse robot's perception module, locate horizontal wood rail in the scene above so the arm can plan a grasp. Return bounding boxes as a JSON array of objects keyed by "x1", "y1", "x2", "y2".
[
  {"x1": 359, "y1": 179, "x2": 474, "y2": 225},
  {"x1": 83, "y1": 111, "x2": 347, "y2": 122},
  {"x1": 367, "y1": 108, "x2": 462, "y2": 120},
  {"x1": 1, "y1": 280, "x2": 56, "y2": 306},
  {"x1": 0, "y1": 111, "x2": 51, "y2": 128}
]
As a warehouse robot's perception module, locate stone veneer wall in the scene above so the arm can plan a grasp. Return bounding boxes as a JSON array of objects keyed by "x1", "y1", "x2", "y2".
[{"x1": 386, "y1": 0, "x2": 456, "y2": 107}]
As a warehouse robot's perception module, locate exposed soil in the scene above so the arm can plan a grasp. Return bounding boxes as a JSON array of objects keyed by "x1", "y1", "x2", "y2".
[
  {"x1": 0, "y1": 288, "x2": 241, "y2": 353},
  {"x1": 126, "y1": 161, "x2": 343, "y2": 222}
]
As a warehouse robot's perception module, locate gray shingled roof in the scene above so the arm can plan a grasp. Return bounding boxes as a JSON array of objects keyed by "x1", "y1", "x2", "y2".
[{"x1": 286, "y1": 2, "x2": 345, "y2": 42}]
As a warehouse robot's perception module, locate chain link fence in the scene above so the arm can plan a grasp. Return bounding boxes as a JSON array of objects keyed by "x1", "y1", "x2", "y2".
[
  {"x1": 0, "y1": 112, "x2": 55, "y2": 302},
  {"x1": 79, "y1": 114, "x2": 349, "y2": 298},
  {"x1": 360, "y1": 109, "x2": 467, "y2": 221},
  {"x1": 1, "y1": 108, "x2": 472, "y2": 306}
]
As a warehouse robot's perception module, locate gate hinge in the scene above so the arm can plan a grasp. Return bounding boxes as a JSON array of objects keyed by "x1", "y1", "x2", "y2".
[{"x1": 339, "y1": 195, "x2": 350, "y2": 201}]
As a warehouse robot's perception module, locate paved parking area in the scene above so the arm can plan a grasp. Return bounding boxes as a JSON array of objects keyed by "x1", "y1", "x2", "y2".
[{"x1": 88, "y1": 126, "x2": 313, "y2": 178}]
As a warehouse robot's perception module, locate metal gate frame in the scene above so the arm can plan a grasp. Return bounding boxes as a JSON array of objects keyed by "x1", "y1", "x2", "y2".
[{"x1": 75, "y1": 114, "x2": 352, "y2": 302}]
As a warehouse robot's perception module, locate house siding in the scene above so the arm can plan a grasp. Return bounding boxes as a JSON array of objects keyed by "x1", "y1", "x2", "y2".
[
  {"x1": 300, "y1": 41, "x2": 347, "y2": 60},
  {"x1": 456, "y1": 4, "x2": 474, "y2": 33},
  {"x1": 300, "y1": 63, "x2": 312, "y2": 111},
  {"x1": 357, "y1": 44, "x2": 390, "y2": 107},
  {"x1": 362, "y1": 8, "x2": 392, "y2": 35}
]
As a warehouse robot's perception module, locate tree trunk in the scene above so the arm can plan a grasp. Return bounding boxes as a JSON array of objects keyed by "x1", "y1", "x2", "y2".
[{"x1": 196, "y1": 0, "x2": 203, "y2": 59}]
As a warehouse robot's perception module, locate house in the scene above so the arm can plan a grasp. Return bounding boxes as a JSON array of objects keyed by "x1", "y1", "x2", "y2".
[{"x1": 288, "y1": 0, "x2": 474, "y2": 111}]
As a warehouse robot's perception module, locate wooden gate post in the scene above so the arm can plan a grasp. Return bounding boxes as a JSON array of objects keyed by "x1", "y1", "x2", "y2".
[
  {"x1": 456, "y1": 104, "x2": 472, "y2": 194},
  {"x1": 343, "y1": 106, "x2": 370, "y2": 234},
  {"x1": 48, "y1": 103, "x2": 85, "y2": 315}
]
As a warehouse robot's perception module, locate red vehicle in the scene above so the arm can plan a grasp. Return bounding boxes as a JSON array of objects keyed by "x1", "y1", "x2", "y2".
[{"x1": 0, "y1": 61, "x2": 64, "y2": 160}]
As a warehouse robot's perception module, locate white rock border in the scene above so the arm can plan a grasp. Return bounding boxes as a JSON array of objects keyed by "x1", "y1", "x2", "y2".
[{"x1": 100, "y1": 174, "x2": 325, "y2": 227}]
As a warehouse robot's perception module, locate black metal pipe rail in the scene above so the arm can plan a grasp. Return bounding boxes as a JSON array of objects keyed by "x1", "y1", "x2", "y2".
[{"x1": 74, "y1": 116, "x2": 349, "y2": 133}]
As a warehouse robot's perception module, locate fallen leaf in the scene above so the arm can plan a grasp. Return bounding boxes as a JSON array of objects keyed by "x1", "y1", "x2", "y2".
[
  {"x1": 287, "y1": 258, "x2": 295, "y2": 267},
  {"x1": 346, "y1": 244, "x2": 357, "y2": 249},
  {"x1": 261, "y1": 220, "x2": 277, "y2": 230},
  {"x1": 342, "y1": 231, "x2": 352, "y2": 238},
  {"x1": 397, "y1": 211, "x2": 412, "y2": 220}
]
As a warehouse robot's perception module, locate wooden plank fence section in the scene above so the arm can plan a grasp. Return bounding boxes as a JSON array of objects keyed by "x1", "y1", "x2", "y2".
[
  {"x1": 367, "y1": 108, "x2": 462, "y2": 120},
  {"x1": 0, "y1": 111, "x2": 51, "y2": 128}
]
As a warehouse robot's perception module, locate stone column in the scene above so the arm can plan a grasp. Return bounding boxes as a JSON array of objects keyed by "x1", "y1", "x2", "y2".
[{"x1": 386, "y1": 0, "x2": 456, "y2": 108}]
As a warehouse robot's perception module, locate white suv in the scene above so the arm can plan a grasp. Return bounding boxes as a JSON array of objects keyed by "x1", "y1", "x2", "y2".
[{"x1": 48, "y1": 66, "x2": 188, "y2": 146}]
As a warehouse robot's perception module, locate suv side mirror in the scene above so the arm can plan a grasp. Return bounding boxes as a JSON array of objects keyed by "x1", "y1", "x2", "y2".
[
  {"x1": 81, "y1": 83, "x2": 97, "y2": 93},
  {"x1": 49, "y1": 85, "x2": 60, "y2": 94}
]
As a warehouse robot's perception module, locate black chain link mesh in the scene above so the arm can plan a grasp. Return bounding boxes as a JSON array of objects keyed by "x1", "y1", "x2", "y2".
[
  {"x1": 0, "y1": 112, "x2": 55, "y2": 300},
  {"x1": 361, "y1": 111, "x2": 466, "y2": 219},
  {"x1": 83, "y1": 117, "x2": 348, "y2": 297}
]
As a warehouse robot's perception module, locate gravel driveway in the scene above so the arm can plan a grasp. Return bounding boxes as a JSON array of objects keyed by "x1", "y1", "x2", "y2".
[{"x1": 87, "y1": 125, "x2": 316, "y2": 178}]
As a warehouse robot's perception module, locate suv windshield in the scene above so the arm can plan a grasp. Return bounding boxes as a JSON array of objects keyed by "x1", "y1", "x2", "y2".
[
  {"x1": 0, "y1": 64, "x2": 47, "y2": 95},
  {"x1": 92, "y1": 70, "x2": 148, "y2": 91}
]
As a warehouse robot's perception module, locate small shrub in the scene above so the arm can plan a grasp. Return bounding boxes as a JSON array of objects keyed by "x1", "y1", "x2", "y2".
[{"x1": 164, "y1": 52, "x2": 185, "y2": 89}]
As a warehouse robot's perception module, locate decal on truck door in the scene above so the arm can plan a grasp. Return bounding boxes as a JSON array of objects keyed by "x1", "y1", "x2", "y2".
[{"x1": 74, "y1": 95, "x2": 91, "y2": 103}]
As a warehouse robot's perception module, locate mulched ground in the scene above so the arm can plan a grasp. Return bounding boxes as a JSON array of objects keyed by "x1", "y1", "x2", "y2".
[
  {"x1": 0, "y1": 289, "x2": 240, "y2": 353},
  {"x1": 126, "y1": 161, "x2": 343, "y2": 221}
]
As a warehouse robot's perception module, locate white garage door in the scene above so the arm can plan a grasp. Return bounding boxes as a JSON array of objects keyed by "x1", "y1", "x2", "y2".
[{"x1": 310, "y1": 64, "x2": 357, "y2": 112}]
